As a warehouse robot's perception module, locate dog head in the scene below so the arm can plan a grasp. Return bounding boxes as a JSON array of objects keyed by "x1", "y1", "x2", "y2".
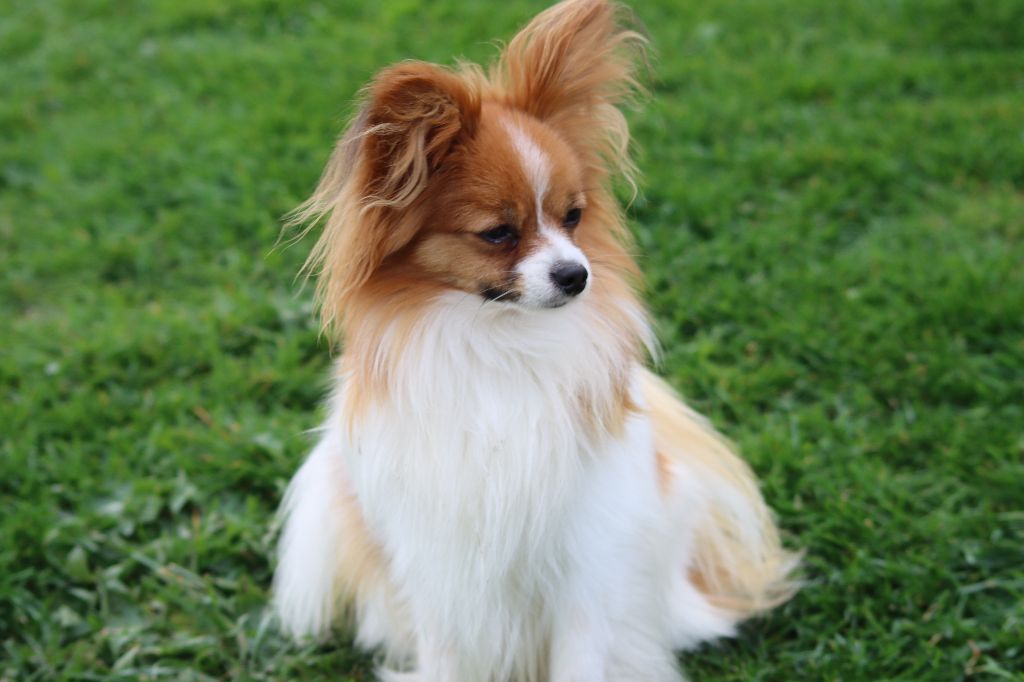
[{"x1": 293, "y1": 0, "x2": 646, "y2": 333}]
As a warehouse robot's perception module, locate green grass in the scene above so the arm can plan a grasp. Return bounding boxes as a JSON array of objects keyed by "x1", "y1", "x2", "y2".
[{"x1": 2, "y1": 0, "x2": 1022, "y2": 679}]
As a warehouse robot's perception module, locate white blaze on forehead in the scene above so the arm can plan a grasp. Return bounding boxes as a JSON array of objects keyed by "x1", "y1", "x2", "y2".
[
  {"x1": 503, "y1": 119, "x2": 590, "y2": 307},
  {"x1": 503, "y1": 119, "x2": 550, "y2": 221}
]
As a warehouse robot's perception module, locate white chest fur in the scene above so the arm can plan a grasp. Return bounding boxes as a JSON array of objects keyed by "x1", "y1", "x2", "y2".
[
  {"x1": 274, "y1": 292, "x2": 702, "y2": 682},
  {"x1": 341, "y1": 293, "x2": 665, "y2": 679}
]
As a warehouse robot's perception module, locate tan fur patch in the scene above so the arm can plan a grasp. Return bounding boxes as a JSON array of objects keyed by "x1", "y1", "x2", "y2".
[{"x1": 642, "y1": 370, "x2": 800, "y2": 616}]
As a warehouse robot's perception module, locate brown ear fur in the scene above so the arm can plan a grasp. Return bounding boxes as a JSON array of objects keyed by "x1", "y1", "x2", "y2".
[
  {"x1": 290, "y1": 63, "x2": 480, "y2": 335},
  {"x1": 361, "y1": 63, "x2": 481, "y2": 208},
  {"x1": 492, "y1": 0, "x2": 646, "y2": 192}
]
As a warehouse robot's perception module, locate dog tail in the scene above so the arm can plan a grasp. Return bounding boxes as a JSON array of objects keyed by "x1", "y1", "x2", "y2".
[{"x1": 641, "y1": 369, "x2": 801, "y2": 621}]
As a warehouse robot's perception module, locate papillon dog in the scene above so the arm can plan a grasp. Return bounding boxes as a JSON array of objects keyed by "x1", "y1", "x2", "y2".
[{"x1": 273, "y1": 1, "x2": 798, "y2": 679}]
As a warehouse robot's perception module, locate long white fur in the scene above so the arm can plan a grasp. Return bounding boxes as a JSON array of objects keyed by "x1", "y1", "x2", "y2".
[
  {"x1": 275, "y1": 291, "x2": 739, "y2": 681},
  {"x1": 273, "y1": 422, "x2": 344, "y2": 638}
]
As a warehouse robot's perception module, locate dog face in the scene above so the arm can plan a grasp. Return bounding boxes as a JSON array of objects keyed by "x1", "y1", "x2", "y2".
[{"x1": 408, "y1": 104, "x2": 590, "y2": 309}]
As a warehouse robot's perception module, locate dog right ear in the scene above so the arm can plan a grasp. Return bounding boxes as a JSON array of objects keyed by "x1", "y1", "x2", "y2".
[
  {"x1": 289, "y1": 62, "x2": 480, "y2": 337},
  {"x1": 357, "y1": 62, "x2": 480, "y2": 208}
]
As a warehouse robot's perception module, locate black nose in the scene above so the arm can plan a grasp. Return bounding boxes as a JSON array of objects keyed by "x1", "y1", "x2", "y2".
[{"x1": 550, "y1": 261, "x2": 588, "y2": 297}]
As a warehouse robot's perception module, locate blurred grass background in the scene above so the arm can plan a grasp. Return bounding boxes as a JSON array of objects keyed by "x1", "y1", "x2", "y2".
[{"x1": 2, "y1": 0, "x2": 1023, "y2": 679}]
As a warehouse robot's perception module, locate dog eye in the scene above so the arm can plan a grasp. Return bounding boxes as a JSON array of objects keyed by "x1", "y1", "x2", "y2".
[
  {"x1": 564, "y1": 207, "x2": 582, "y2": 228},
  {"x1": 479, "y1": 224, "x2": 518, "y2": 245}
]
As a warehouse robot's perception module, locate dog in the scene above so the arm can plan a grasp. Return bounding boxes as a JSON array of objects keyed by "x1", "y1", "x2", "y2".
[{"x1": 273, "y1": 1, "x2": 798, "y2": 679}]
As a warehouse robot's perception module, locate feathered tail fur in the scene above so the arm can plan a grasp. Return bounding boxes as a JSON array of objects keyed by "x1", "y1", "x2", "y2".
[{"x1": 642, "y1": 369, "x2": 800, "y2": 622}]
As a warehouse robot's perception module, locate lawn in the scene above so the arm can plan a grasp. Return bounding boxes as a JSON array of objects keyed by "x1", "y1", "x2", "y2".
[{"x1": 2, "y1": 0, "x2": 1023, "y2": 679}]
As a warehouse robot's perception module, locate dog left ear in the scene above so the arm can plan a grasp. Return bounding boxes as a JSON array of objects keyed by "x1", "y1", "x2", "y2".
[
  {"x1": 495, "y1": 0, "x2": 644, "y2": 126},
  {"x1": 494, "y1": 0, "x2": 645, "y2": 188}
]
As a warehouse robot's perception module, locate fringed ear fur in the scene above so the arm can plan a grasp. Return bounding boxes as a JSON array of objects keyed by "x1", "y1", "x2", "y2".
[
  {"x1": 360, "y1": 63, "x2": 481, "y2": 209},
  {"x1": 492, "y1": 0, "x2": 647, "y2": 192},
  {"x1": 289, "y1": 62, "x2": 480, "y2": 336}
]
